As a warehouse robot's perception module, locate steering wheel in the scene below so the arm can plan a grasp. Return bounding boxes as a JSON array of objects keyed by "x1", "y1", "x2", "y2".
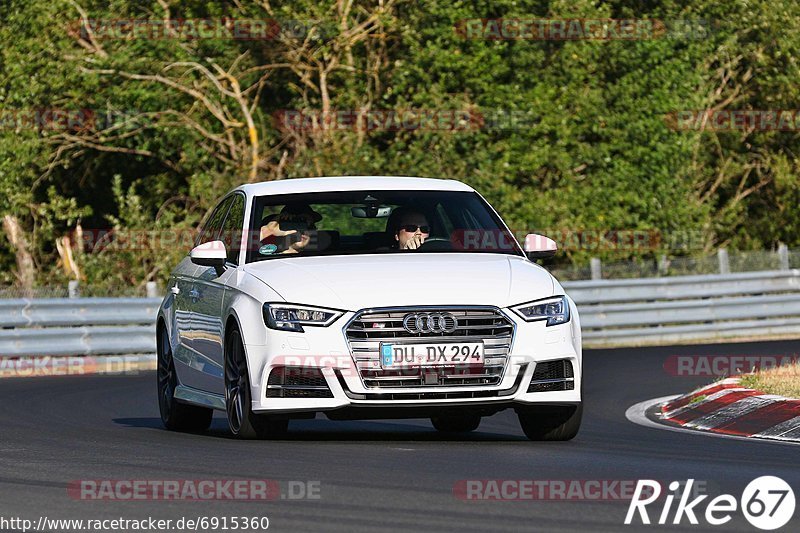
[{"x1": 417, "y1": 237, "x2": 453, "y2": 251}]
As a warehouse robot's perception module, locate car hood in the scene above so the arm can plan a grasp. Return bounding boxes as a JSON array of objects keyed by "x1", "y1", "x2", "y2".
[{"x1": 243, "y1": 253, "x2": 555, "y2": 310}]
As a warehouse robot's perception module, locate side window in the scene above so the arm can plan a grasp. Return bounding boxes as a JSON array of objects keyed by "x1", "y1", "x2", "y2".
[
  {"x1": 197, "y1": 197, "x2": 233, "y2": 246},
  {"x1": 462, "y1": 207, "x2": 481, "y2": 230},
  {"x1": 220, "y1": 194, "x2": 245, "y2": 264},
  {"x1": 435, "y1": 203, "x2": 455, "y2": 237}
]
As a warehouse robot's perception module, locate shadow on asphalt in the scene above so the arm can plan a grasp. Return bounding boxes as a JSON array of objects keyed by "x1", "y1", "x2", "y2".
[{"x1": 112, "y1": 416, "x2": 533, "y2": 442}]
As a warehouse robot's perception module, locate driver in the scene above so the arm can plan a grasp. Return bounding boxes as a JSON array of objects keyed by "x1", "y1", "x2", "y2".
[
  {"x1": 388, "y1": 207, "x2": 430, "y2": 250},
  {"x1": 259, "y1": 203, "x2": 322, "y2": 255}
]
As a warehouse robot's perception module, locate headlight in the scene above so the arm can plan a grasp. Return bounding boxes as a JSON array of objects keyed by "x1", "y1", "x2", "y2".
[
  {"x1": 511, "y1": 296, "x2": 570, "y2": 326},
  {"x1": 263, "y1": 303, "x2": 344, "y2": 332}
]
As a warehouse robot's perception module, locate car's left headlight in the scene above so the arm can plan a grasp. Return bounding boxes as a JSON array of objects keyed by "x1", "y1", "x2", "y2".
[
  {"x1": 263, "y1": 303, "x2": 344, "y2": 332},
  {"x1": 511, "y1": 296, "x2": 570, "y2": 326}
]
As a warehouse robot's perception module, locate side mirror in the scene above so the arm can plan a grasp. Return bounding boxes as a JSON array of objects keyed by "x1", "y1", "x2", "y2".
[
  {"x1": 191, "y1": 240, "x2": 227, "y2": 274},
  {"x1": 523, "y1": 233, "x2": 557, "y2": 259}
]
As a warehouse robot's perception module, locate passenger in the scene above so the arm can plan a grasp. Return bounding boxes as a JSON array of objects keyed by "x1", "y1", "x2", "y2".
[{"x1": 259, "y1": 203, "x2": 322, "y2": 255}]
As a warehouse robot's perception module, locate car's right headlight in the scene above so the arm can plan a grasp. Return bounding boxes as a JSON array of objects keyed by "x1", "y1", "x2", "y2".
[
  {"x1": 262, "y1": 303, "x2": 344, "y2": 332},
  {"x1": 510, "y1": 296, "x2": 570, "y2": 326}
]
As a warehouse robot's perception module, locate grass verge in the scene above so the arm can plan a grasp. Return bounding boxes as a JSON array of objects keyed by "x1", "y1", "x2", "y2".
[
  {"x1": 739, "y1": 361, "x2": 800, "y2": 398},
  {"x1": 688, "y1": 394, "x2": 707, "y2": 405}
]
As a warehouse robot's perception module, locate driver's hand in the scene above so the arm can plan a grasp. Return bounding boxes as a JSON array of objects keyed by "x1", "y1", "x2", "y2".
[
  {"x1": 261, "y1": 221, "x2": 310, "y2": 254},
  {"x1": 402, "y1": 234, "x2": 426, "y2": 250},
  {"x1": 286, "y1": 233, "x2": 311, "y2": 253},
  {"x1": 263, "y1": 220, "x2": 297, "y2": 238}
]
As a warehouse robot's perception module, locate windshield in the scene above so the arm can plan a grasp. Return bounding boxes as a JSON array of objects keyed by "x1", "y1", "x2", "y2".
[{"x1": 245, "y1": 190, "x2": 523, "y2": 262}]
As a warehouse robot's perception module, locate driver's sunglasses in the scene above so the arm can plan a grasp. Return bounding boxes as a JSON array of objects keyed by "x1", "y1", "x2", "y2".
[{"x1": 400, "y1": 224, "x2": 430, "y2": 233}]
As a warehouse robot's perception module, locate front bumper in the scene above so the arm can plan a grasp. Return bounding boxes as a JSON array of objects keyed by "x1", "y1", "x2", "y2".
[{"x1": 246, "y1": 308, "x2": 582, "y2": 415}]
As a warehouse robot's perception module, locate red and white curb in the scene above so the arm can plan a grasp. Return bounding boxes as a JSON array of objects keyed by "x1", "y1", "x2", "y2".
[
  {"x1": 0, "y1": 354, "x2": 156, "y2": 379},
  {"x1": 627, "y1": 377, "x2": 800, "y2": 444}
]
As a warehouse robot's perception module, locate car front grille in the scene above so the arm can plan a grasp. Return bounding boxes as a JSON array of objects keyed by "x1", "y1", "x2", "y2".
[{"x1": 344, "y1": 307, "x2": 514, "y2": 389}]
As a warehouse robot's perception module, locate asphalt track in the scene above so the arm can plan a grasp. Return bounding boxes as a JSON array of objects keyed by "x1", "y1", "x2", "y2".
[{"x1": 1, "y1": 341, "x2": 799, "y2": 532}]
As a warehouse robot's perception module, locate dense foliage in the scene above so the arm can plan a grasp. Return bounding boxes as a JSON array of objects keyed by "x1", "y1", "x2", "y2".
[{"x1": 1, "y1": 0, "x2": 798, "y2": 292}]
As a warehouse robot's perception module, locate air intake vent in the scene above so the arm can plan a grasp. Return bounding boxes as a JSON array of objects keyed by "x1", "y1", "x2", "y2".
[
  {"x1": 527, "y1": 359, "x2": 575, "y2": 393},
  {"x1": 266, "y1": 367, "x2": 333, "y2": 398}
]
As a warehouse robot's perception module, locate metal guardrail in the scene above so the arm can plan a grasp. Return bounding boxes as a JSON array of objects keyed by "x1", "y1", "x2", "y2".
[
  {"x1": 564, "y1": 269, "x2": 800, "y2": 347},
  {"x1": 0, "y1": 298, "x2": 160, "y2": 356},
  {"x1": 563, "y1": 269, "x2": 800, "y2": 303},
  {"x1": 0, "y1": 298, "x2": 159, "y2": 328},
  {"x1": 1, "y1": 269, "x2": 800, "y2": 356}
]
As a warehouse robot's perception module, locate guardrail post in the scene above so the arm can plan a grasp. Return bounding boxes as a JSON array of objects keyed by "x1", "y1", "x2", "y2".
[
  {"x1": 68, "y1": 280, "x2": 80, "y2": 298},
  {"x1": 778, "y1": 243, "x2": 790, "y2": 271},
  {"x1": 658, "y1": 255, "x2": 669, "y2": 276},
  {"x1": 717, "y1": 248, "x2": 730, "y2": 274},
  {"x1": 590, "y1": 257, "x2": 602, "y2": 280},
  {"x1": 146, "y1": 281, "x2": 158, "y2": 298}
]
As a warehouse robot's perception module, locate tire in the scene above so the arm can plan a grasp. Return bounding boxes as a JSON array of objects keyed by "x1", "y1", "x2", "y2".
[
  {"x1": 157, "y1": 325, "x2": 213, "y2": 432},
  {"x1": 224, "y1": 327, "x2": 288, "y2": 440},
  {"x1": 431, "y1": 413, "x2": 481, "y2": 433},
  {"x1": 517, "y1": 403, "x2": 582, "y2": 441}
]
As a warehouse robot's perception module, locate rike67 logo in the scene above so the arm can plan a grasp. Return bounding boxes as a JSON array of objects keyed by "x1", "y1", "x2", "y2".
[{"x1": 625, "y1": 477, "x2": 795, "y2": 530}]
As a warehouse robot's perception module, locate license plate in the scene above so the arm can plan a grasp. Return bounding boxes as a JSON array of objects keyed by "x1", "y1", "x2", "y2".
[{"x1": 380, "y1": 342, "x2": 484, "y2": 368}]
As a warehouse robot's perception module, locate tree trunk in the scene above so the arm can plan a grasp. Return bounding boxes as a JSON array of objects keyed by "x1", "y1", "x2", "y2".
[{"x1": 2, "y1": 215, "x2": 35, "y2": 295}]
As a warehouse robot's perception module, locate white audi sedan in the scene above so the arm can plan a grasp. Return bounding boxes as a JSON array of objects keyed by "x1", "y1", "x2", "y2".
[{"x1": 157, "y1": 176, "x2": 582, "y2": 440}]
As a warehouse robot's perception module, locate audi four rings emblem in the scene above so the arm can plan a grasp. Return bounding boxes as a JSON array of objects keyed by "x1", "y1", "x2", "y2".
[{"x1": 403, "y1": 312, "x2": 458, "y2": 334}]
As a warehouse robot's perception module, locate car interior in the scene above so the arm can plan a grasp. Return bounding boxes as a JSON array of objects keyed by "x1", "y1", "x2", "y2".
[{"x1": 255, "y1": 202, "x2": 448, "y2": 255}]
